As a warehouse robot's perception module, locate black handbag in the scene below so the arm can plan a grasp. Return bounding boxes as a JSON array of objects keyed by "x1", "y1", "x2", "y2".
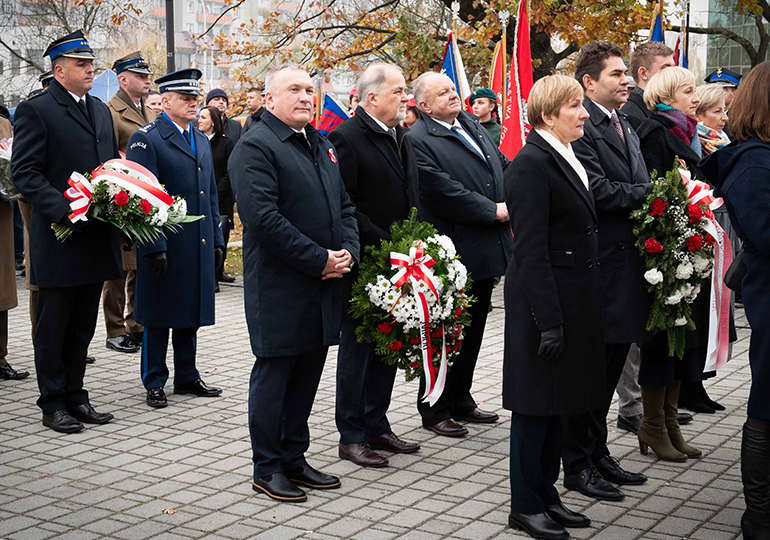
[{"x1": 724, "y1": 246, "x2": 747, "y2": 293}]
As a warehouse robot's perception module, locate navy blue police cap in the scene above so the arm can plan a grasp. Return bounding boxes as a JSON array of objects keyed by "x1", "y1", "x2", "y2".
[
  {"x1": 155, "y1": 69, "x2": 203, "y2": 96},
  {"x1": 113, "y1": 51, "x2": 152, "y2": 75},
  {"x1": 44, "y1": 30, "x2": 95, "y2": 61},
  {"x1": 704, "y1": 68, "x2": 742, "y2": 88}
]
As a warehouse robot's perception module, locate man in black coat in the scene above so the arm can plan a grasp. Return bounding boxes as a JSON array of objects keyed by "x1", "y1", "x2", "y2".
[
  {"x1": 623, "y1": 41, "x2": 674, "y2": 131},
  {"x1": 11, "y1": 30, "x2": 122, "y2": 433},
  {"x1": 229, "y1": 64, "x2": 359, "y2": 503},
  {"x1": 242, "y1": 86, "x2": 264, "y2": 132},
  {"x1": 565, "y1": 41, "x2": 650, "y2": 501},
  {"x1": 409, "y1": 72, "x2": 513, "y2": 437},
  {"x1": 328, "y1": 63, "x2": 421, "y2": 468}
]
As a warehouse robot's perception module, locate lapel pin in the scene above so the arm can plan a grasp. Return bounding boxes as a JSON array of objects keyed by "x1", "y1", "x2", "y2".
[{"x1": 329, "y1": 149, "x2": 337, "y2": 163}]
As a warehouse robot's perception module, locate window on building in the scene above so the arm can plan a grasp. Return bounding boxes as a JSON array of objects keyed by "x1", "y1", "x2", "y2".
[
  {"x1": 10, "y1": 54, "x2": 21, "y2": 75},
  {"x1": 187, "y1": 23, "x2": 195, "y2": 33},
  {"x1": 27, "y1": 49, "x2": 44, "y2": 69},
  {"x1": 0, "y1": 60, "x2": 4, "y2": 75},
  {"x1": 187, "y1": 1, "x2": 193, "y2": 12}
]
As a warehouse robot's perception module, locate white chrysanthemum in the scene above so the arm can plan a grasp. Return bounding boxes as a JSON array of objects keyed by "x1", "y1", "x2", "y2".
[
  {"x1": 675, "y1": 261, "x2": 694, "y2": 280},
  {"x1": 675, "y1": 317, "x2": 688, "y2": 326},
  {"x1": 644, "y1": 269, "x2": 664, "y2": 285},
  {"x1": 665, "y1": 290, "x2": 684, "y2": 305},
  {"x1": 686, "y1": 285, "x2": 701, "y2": 304},
  {"x1": 150, "y1": 206, "x2": 169, "y2": 226}
]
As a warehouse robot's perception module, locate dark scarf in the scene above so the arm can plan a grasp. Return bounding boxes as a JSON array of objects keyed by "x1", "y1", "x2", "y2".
[{"x1": 654, "y1": 103, "x2": 701, "y2": 156}]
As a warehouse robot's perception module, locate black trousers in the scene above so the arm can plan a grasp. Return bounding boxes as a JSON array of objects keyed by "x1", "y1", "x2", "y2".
[
  {"x1": 510, "y1": 413, "x2": 562, "y2": 514},
  {"x1": 417, "y1": 278, "x2": 494, "y2": 425},
  {"x1": 562, "y1": 342, "x2": 631, "y2": 474},
  {"x1": 248, "y1": 347, "x2": 327, "y2": 478},
  {"x1": 34, "y1": 283, "x2": 103, "y2": 414},
  {"x1": 336, "y1": 317, "x2": 397, "y2": 444}
]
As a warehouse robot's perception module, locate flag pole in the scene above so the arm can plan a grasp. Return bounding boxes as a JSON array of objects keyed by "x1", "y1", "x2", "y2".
[
  {"x1": 315, "y1": 81, "x2": 322, "y2": 125},
  {"x1": 451, "y1": 1, "x2": 459, "y2": 41},
  {"x1": 498, "y1": 10, "x2": 510, "y2": 115}
]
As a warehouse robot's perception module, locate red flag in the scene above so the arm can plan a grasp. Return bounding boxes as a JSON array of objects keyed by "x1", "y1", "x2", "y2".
[
  {"x1": 499, "y1": 1, "x2": 533, "y2": 159},
  {"x1": 489, "y1": 41, "x2": 506, "y2": 114}
]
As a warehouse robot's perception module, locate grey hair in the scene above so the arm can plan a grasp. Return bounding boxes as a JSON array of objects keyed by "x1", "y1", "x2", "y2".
[
  {"x1": 264, "y1": 63, "x2": 306, "y2": 94},
  {"x1": 412, "y1": 71, "x2": 445, "y2": 111},
  {"x1": 357, "y1": 63, "x2": 402, "y2": 102}
]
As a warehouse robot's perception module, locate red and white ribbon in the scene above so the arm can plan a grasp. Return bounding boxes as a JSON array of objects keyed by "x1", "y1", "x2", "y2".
[
  {"x1": 390, "y1": 242, "x2": 447, "y2": 406},
  {"x1": 678, "y1": 166, "x2": 733, "y2": 372},
  {"x1": 64, "y1": 158, "x2": 173, "y2": 223}
]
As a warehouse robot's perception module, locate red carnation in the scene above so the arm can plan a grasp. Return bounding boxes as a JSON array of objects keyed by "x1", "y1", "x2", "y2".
[
  {"x1": 114, "y1": 191, "x2": 129, "y2": 206},
  {"x1": 455, "y1": 307, "x2": 462, "y2": 318},
  {"x1": 377, "y1": 322, "x2": 392, "y2": 334},
  {"x1": 140, "y1": 199, "x2": 152, "y2": 215},
  {"x1": 705, "y1": 234, "x2": 715, "y2": 247},
  {"x1": 687, "y1": 204, "x2": 704, "y2": 223},
  {"x1": 687, "y1": 234, "x2": 703, "y2": 251},
  {"x1": 644, "y1": 237, "x2": 663, "y2": 254},
  {"x1": 431, "y1": 327, "x2": 444, "y2": 338},
  {"x1": 387, "y1": 341, "x2": 403, "y2": 351},
  {"x1": 410, "y1": 336, "x2": 421, "y2": 345},
  {"x1": 649, "y1": 198, "x2": 667, "y2": 216},
  {"x1": 409, "y1": 362, "x2": 419, "y2": 369}
]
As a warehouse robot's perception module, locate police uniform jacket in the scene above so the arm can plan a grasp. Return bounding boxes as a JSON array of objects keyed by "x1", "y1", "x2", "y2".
[
  {"x1": 502, "y1": 130, "x2": 606, "y2": 416},
  {"x1": 107, "y1": 88, "x2": 157, "y2": 153},
  {"x1": 408, "y1": 110, "x2": 512, "y2": 281},
  {"x1": 572, "y1": 97, "x2": 651, "y2": 344},
  {"x1": 126, "y1": 113, "x2": 224, "y2": 328},
  {"x1": 229, "y1": 110, "x2": 360, "y2": 358},
  {"x1": 10, "y1": 79, "x2": 122, "y2": 288}
]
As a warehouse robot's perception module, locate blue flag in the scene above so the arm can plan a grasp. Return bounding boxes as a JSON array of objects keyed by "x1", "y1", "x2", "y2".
[
  {"x1": 651, "y1": 12, "x2": 664, "y2": 42},
  {"x1": 316, "y1": 94, "x2": 348, "y2": 136}
]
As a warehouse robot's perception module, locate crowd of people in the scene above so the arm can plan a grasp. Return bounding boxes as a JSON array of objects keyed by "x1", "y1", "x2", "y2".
[{"x1": 1, "y1": 28, "x2": 768, "y2": 540}]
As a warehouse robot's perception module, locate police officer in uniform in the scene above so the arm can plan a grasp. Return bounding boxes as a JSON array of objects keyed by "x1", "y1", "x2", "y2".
[
  {"x1": 126, "y1": 69, "x2": 224, "y2": 409},
  {"x1": 704, "y1": 67, "x2": 742, "y2": 110},
  {"x1": 103, "y1": 51, "x2": 157, "y2": 354},
  {"x1": 11, "y1": 30, "x2": 122, "y2": 433}
]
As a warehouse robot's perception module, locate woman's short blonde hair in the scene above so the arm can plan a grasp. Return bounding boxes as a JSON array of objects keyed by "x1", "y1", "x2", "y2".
[
  {"x1": 643, "y1": 66, "x2": 697, "y2": 110},
  {"x1": 528, "y1": 75, "x2": 584, "y2": 130},
  {"x1": 695, "y1": 84, "x2": 727, "y2": 115}
]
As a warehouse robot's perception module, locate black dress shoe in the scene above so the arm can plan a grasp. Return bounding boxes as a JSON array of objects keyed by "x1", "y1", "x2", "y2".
[
  {"x1": 678, "y1": 412, "x2": 693, "y2": 425},
  {"x1": 85, "y1": 356, "x2": 96, "y2": 364},
  {"x1": 366, "y1": 432, "x2": 420, "y2": 454},
  {"x1": 425, "y1": 418, "x2": 468, "y2": 437},
  {"x1": 617, "y1": 413, "x2": 643, "y2": 434},
  {"x1": 219, "y1": 272, "x2": 236, "y2": 283},
  {"x1": 456, "y1": 407, "x2": 499, "y2": 423},
  {"x1": 564, "y1": 466, "x2": 625, "y2": 501},
  {"x1": 286, "y1": 464, "x2": 341, "y2": 489},
  {"x1": 15, "y1": 260, "x2": 25, "y2": 272},
  {"x1": 0, "y1": 363, "x2": 30, "y2": 380},
  {"x1": 68, "y1": 403, "x2": 114, "y2": 424},
  {"x1": 508, "y1": 512, "x2": 568, "y2": 539},
  {"x1": 128, "y1": 332, "x2": 144, "y2": 348},
  {"x1": 42, "y1": 409, "x2": 84, "y2": 434},
  {"x1": 147, "y1": 387, "x2": 168, "y2": 408},
  {"x1": 545, "y1": 501, "x2": 591, "y2": 528},
  {"x1": 174, "y1": 379, "x2": 222, "y2": 397},
  {"x1": 252, "y1": 472, "x2": 307, "y2": 502},
  {"x1": 106, "y1": 335, "x2": 140, "y2": 353},
  {"x1": 595, "y1": 455, "x2": 647, "y2": 485}
]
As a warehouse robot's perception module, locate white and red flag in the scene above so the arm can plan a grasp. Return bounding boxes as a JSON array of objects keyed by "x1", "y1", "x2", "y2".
[{"x1": 499, "y1": 0, "x2": 533, "y2": 159}]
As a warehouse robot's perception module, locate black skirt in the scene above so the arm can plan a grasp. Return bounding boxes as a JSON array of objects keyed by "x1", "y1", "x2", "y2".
[{"x1": 638, "y1": 345, "x2": 706, "y2": 386}]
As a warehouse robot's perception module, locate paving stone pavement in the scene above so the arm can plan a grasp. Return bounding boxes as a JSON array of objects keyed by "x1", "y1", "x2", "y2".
[{"x1": 1, "y1": 274, "x2": 749, "y2": 539}]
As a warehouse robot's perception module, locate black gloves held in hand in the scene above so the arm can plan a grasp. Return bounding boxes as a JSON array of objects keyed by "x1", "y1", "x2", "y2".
[
  {"x1": 214, "y1": 246, "x2": 225, "y2": 272},
  {"x1": 62, "y1": 213, "x2": 87, "y2": 232},
  {"x1": 538, "y1": 324, "x2": 564, "y2": 360},
  {"x1": 148, "y1": 251, "x2": 168, "y2": 278}
]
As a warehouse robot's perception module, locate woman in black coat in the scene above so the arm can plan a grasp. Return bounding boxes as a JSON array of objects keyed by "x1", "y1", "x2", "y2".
[
  {"x1": 199, "y1": 105, "x2": 235, "y2": 283},
  {"x1": 503, "y1": 75, "x2": 603, "y2": 540},
  {"x1": 635, "y1": 67, "x2": 707, "y2": 462},
  {"x1": 700, "y1": 61, "x2": 770, "y2": 540}
]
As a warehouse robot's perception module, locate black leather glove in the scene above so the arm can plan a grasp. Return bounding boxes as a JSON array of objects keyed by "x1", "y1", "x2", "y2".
[
  {"x1": 122, "y1": 238, "x2": 137, "y2": 252},
  {"x1": 214, "y1": 246, "x2": 225, "y2": 272},
  {"x1": 538, "y1": 324, "x2": 565, "y2": 360},
  {"x1": 61, "y1": 213, "x2": 87, "y2": 232},
  {"x1": 148, "y1": 251, "x2": 168, "y2": 278}
]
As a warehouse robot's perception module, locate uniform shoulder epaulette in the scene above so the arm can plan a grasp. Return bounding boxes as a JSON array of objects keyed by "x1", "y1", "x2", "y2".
[
  {"x1": 138, "y1": 122, "x2": 157, "y2": 133},
  {"x1": 27, "y1": 92, "x2": 46, "y2": 101}
]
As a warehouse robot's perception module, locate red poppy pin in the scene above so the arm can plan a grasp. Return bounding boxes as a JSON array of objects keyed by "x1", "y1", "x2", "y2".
[{"x1": 329, "y1": 149, "x2": 337, "y2": 163}]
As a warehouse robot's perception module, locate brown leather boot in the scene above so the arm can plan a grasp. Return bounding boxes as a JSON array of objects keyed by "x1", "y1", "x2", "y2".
[
  {"x1": 638, "y1": 385, "x2": 687, "y2": 462},
  {"x1": 665, "y1": 381, "x2": 703, "y2": 458}
]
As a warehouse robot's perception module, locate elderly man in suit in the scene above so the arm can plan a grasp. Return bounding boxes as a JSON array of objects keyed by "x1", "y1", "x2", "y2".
[
  {"x1": 561, "y1": 41, "x2": 650, "y2": 502},
  {"x1": 328, "y1": 63, "x2": 421, "y2": 468},
  {"x1": 229, "y1": 64, "x2": 359, "y2": 503},
  {"x1": 103, "y1": 51, "x2": 157, "y2": 355},
  {"x1": 126, "y1": 69, "x2": 225, "y2": 409},
  {"x1": 11, "y1": 30, "x2": 122, "y2": 433},
  {"x1": 409, "y1": 72, "x2": 513, "y2": 437}
]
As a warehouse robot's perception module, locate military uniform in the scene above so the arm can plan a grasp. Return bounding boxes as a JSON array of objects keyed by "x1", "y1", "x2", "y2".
[{"x1": 103, "y1": 52, "x2": 157, "y2": 352}]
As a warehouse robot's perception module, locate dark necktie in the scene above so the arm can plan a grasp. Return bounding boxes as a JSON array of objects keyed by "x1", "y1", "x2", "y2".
[
  {"x1": 387, "y1": 127, "x2": 397, "y2": 141},
  {"x1": 183, "y1": 129, "x2": 192, "y2": 146},
  {"x1": 77, "y1": 98, "x2": 89, "y2": 120},
  {"x1": 451, "y1": 125, "x2": 485, "y2": 161},
  {"x1": 611, "y1": 111, "x2": 626, "y2": 144}
]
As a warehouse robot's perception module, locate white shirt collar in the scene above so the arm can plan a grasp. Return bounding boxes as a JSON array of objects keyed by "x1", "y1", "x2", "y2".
[
  {"x1": 67, "y1": 90, "x2": 86, "y2": 104},
  {"x1": 359, "y1": 108, "x2": 391, "y2": 133},
  {"x1": 431, "y1": 116, "x2": 459, "y2": 131},
  {"x1": 590, "y1": 99, "x2": 614, "y2": 119},
  {"x1": 166, "y1": 117, "x2": 191, "y2": 136},
  {"x1": 535, "y1": 128, "x2": 589, "y2": 190},
  {"x1": 206, "y1": 133, "x2": 215, "y2": 140}
]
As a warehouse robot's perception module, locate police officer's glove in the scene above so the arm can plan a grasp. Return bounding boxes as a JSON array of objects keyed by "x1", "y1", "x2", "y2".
[
  {"x1": 148, "y1": 251, "x2": 168, "y2": 278},
  {"x1": 538, "y1": 324, "x2": 564, "y2": 360},
  {"x1": 214, "y1": 246, "x2": 225, "y2": 272}
]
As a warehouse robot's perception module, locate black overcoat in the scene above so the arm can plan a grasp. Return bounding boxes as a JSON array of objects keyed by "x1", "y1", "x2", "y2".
[
  {"x1": 572, "y1": 98, "x2": 651, "y2": 344},
  {"x1": 228, "y1": 110, "x2": 360, "y2": 357},
  {"x1": 502, "y1": 130, "x2": 606, "y2": 416},
  {"x1": 408, "y1": 110, "x2": 513, "y2": 281},
  {"x1": 622, "y1": 90, "x2": 650, "y2": 132},
  {"x1": 10, "y1": 79, "x2": 122, "y2": 288},
  {"x1": 126, "y1": 114, "x2": 224, "y2": 328},
  {"x1": 328, "y1": 107, "x2": 420, "y2": 320},
  {"x1": 210, "y1": 133, "x2": 235, "y2": 219}
]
